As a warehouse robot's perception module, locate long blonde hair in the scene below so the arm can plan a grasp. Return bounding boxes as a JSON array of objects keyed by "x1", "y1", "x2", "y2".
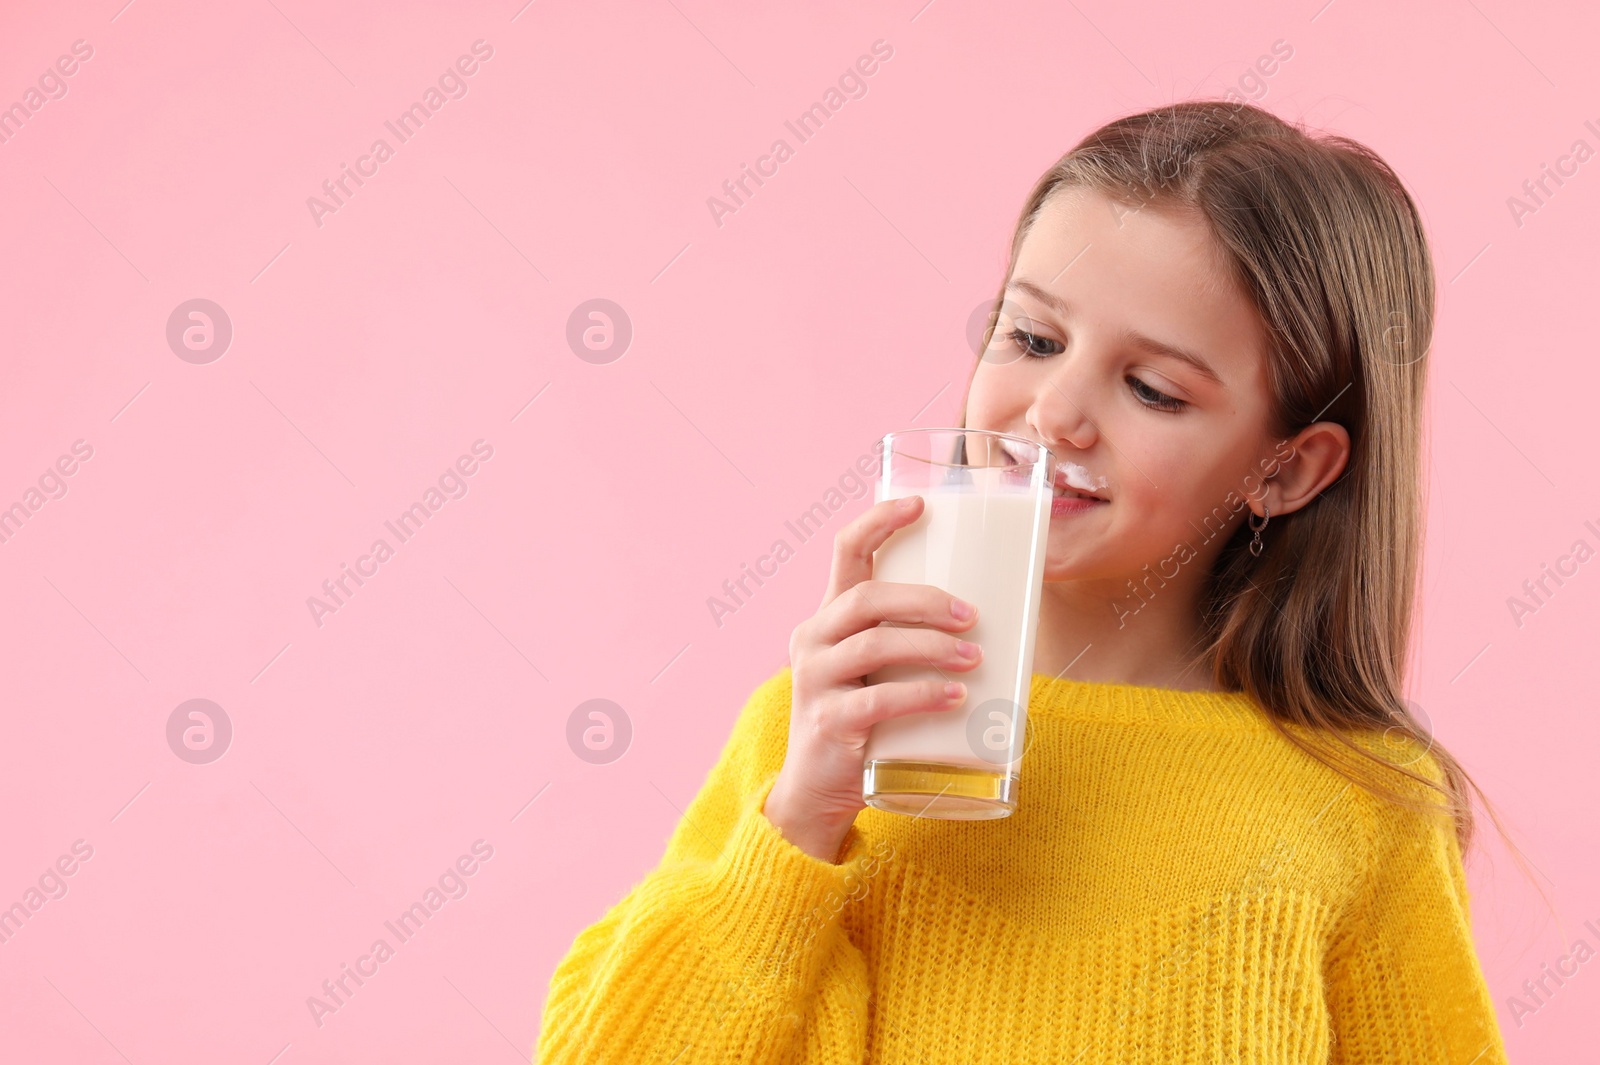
[{"x1": 966, "y1": 100, "x2": 1532, "y2": 882}]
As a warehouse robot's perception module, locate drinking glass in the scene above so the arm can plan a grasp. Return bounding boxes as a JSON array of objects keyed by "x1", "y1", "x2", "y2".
[{"x1": 861, "y1": 427, "x2": 1055, "y2": 819}]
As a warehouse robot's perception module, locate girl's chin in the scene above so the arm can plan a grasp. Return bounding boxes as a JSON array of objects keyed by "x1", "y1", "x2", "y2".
[
  {"x1": 1039, "y1": 543, "x2": 1149, "y2": 583},
  {"x1": 1040, "y1": 556, "x2": 1099, "y2": 582}
]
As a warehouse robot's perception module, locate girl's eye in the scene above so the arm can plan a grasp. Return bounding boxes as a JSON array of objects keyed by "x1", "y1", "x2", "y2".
[
  {"x1": 1001, "y1": 327, "x2": 1062, "y2": 358},
  {"x1": 1126, "y1": 375, "x2": 1187, "y2": 412},
  {"x1": 1001, "y1": 327, "x2": 1189, "y2": 414}
]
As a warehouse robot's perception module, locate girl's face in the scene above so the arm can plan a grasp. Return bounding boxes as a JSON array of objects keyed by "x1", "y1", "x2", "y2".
[{"x1": 965, "y1": 185, "x2": 1284, "y2": 584}]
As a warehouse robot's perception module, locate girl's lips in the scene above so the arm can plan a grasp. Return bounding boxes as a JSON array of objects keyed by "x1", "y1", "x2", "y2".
[{"x1": 1051, "y1": 494, "x2": 1107, "y2": 517}]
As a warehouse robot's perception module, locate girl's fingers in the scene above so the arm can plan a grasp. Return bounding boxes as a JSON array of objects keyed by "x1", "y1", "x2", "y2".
[
  {"x1": 810, "y1": 579, "x2": 977, "y2": 650},
  {"x1": 820, "y1": 495, "x2": 924, "y2": 607},
  {"x1": 822, "y1": 624, "x2": 982, "y2": 684},
  {"x1": 836, "y1": 677, "x2": 967, "y2": 734}
]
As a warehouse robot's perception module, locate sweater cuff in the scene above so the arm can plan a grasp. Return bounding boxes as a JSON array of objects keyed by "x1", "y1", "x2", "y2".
[{"x1": 692, "y1": 772, "x2": 871, "y2": 971}]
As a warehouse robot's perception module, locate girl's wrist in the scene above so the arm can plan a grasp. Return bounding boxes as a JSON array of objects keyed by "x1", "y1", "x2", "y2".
[{"x1": 762, "y1": 775, "x2": 855, "y2": 864}]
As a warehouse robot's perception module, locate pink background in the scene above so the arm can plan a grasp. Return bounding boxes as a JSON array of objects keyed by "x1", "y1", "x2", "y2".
[{"x1": 0, "y1": 0, "x2": 1595, "y2": 1060}]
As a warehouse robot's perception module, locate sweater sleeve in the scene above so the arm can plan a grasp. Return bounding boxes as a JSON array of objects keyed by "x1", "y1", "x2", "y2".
[
  {"x1": 1323, "y1": 749, "x2": 1507, "y2": 1064},
  {"x1": 534, "y1": 666, "x2": 879, "y2": 1064}
]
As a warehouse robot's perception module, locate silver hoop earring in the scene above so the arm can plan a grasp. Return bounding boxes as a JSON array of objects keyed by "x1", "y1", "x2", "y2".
[{"x1": 1248, "y1": 503, "x2": 1270, "y2": 557}]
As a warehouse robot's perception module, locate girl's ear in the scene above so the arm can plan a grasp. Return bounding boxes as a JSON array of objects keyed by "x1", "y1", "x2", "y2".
[{"x1": 1256, "y1": 422, "x2": 1350, "y2": 517}]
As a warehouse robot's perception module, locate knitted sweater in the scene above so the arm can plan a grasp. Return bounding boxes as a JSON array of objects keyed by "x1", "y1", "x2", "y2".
[{"x1": 535, "y1": 666, "x2": 1507, "y2": 1063}]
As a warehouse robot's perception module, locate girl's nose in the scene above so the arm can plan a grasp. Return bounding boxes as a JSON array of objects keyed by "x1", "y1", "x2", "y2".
[{"x1": 1027, "y1": 367, "x2": 1100, "y2": 453}]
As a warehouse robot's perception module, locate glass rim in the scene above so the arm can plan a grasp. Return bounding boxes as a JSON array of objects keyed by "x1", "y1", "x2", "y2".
[{"x1": 880, "y1": 426, "x2": 1056, "y2": 470}]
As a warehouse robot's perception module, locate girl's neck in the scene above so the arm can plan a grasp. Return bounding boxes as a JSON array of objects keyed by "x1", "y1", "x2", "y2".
[{"x1": 1031, "y1": 576, "x2": 1221, "y2": 692}]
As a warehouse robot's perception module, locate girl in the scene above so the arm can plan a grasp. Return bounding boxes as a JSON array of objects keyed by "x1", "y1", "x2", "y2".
[{"x1": 535, "y1": 100, "x2": 1517, "y2": 1063}]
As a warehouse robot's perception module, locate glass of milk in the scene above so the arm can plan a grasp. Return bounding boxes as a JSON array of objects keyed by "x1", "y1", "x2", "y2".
[{"x1": 862, "y1": 428, "x2": 1055, "y2": 820}]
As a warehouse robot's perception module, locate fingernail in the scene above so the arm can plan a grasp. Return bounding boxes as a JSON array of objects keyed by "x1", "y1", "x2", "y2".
[
  {"x1": 944, "y1": 682, "x2": 965, "y2": 700},
  {"x1": 896, "y1": 496, "x2": 917, "y2": 510},
  {"x1": 950, "y1": 599, "x2": 976, "y2": 620},
  {"x1": 956, "y1": 640, "x2": 981, "y2": 659}
]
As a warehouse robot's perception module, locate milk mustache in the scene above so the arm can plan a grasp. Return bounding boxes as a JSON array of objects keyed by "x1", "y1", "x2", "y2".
[{"x1": 864, "y1": 473, "x2": 1051, "y2": 774}]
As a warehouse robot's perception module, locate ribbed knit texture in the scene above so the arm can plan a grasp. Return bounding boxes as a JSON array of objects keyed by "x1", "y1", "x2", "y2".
[{"x1": 534, "y1": 666, "x2": 1507, "y2": 1063}]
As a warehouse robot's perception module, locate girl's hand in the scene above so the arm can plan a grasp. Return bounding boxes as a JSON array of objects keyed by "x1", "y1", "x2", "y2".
[{"x1": 762, "y1": 494, "x2": 982, "y2": 862}]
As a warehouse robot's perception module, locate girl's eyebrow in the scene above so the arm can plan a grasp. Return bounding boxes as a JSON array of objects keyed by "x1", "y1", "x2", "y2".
[{"x1": 1004, "y1": 277, "x2": 1225, "y2": 386}]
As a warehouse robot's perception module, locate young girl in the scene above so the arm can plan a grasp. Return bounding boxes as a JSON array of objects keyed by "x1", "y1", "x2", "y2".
[{"x1": 535, "y1": 100, "x2": 1512, "y2": 1063}]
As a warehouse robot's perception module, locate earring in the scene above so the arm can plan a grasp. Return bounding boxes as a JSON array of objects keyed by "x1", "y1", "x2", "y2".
[{"x1": 1248, "y1": 503, "x2": 1270, "y2": 557}]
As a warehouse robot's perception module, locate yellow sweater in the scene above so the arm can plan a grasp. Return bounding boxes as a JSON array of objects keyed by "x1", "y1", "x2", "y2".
[{"x1": 535, "y1": 666, "x2": 1507, "y2": 1063}]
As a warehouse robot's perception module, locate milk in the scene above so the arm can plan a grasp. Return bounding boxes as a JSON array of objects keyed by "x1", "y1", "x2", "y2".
[{"x1": 863, "y1": 477, "x2": 1052, "y2": 778}]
